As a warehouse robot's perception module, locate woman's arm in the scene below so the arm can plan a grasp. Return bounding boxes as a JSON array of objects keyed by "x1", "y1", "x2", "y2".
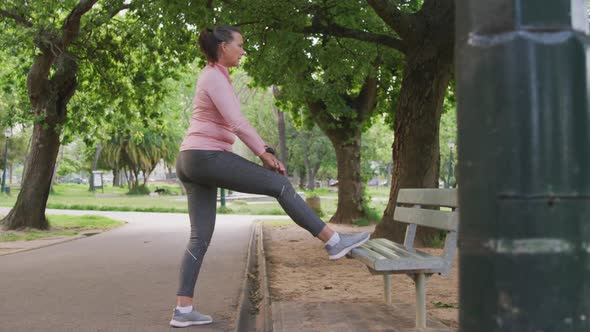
[{"x1": 205, "y1": 72, "x2": 267, "y2": 156}]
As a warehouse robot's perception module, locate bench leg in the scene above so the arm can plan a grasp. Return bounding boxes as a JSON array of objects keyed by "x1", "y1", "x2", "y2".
[
  {"x1": 415, "y1": 273, "x2": 426, "y2": 328},
  {"x1": 383, "y1": 274, "x2": 392, "y2": 305}
]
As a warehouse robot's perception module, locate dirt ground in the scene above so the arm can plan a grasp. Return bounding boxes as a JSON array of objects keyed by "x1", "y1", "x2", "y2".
[{"x1": 263, "y1": 223, "x2": 459, "y2": 331}]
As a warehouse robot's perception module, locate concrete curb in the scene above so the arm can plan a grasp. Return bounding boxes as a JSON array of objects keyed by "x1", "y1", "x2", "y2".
[
  {"x1": 234, "y1": 221, "x2": 259, "y2": 331},
  {"x1": 257, "y1": 221, "x2": 272, "y2": 331}
]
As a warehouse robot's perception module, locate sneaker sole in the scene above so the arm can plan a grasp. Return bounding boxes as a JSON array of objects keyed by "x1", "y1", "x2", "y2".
[
  {"x1": 169, "y1": 319, "x2": 213, "y2": 327},
  {"x1": 328, "y1": 234, "x2": 370, "y2": 260}
]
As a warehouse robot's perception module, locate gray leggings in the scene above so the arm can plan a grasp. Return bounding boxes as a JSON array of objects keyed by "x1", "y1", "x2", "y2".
[{"x1": 175, "y1": 150, "x2": 326, "y2": 297}]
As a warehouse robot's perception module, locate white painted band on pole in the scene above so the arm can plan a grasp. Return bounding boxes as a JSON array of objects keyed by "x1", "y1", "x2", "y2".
[{"x1": 484, "y1": 238, "x2": 574, "y2": 254}]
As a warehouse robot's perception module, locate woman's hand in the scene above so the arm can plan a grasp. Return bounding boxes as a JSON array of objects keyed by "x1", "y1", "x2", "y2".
[{"x1": 260, "y1": 152, "x2": 286, "y2": 175}]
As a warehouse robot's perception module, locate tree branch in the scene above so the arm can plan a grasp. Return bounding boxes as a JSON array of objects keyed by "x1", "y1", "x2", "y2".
[
  {"x1": 355, "y1": 74, "x2": 378, "y2": 124},
  {"x1": 80, "y1": 2, "x2": 131, "y2": 38},
  {"x1": 0, "y1": 8, "x2": 33, "y2": 27},
  {"x1": 366, "y1": 0, "x2": 415, "y2": 40},
  {"x1": 355, "y1": 55, "x2": 382, "y2": 123},
  {"x1": 62, "y1": 0, "x2": 99, "y2": 47},
  {"x1": 307, "y1": 100, "x2": 347, "y2": 141},
  {"x1": 301, "y1": 21, "x2": 406, "y2": 53}
]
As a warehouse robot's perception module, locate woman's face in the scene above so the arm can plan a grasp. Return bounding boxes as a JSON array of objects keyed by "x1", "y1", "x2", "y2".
[{"x1": 219, "y1": 32, "x2": 246, "y2": 67}]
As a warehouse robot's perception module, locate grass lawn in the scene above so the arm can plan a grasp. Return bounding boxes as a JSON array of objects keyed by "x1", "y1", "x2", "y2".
[
  {"x1": 0, "y1": 183, "x2": 389, "y2": 219},
  {"x1": 0, "y1": 214, "x2": 125, "y2": 242},
  {"x1": 0, "y1": 183, "x2": 189, "y2": 213}
]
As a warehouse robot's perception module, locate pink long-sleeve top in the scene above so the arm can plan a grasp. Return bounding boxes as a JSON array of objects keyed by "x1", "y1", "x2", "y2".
[{"x1": 180, "y1": 63, "x2": 267, "y2": 156}]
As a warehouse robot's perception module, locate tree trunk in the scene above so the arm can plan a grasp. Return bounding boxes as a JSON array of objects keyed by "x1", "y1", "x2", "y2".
[
  {"x1": 306, "y1": 74, "x2": 378, "y2": 224},
  {"x1": 373, "y1": 47, "x2": 453, "y2": 243},
  {"x1": 303, "y1": 149, "x2": 315, "y2": 190},
  {"x1": 273, "y1": 85, "x2": 289, "y2": 172},
  {"x1": 298, "y1": 165, "x2": 306, "y2": 190},
  {"x1": 2, "y1": 120, "x2": 62, "y2": 230},
  {"x1": 311, "y1": 162, "x2": 321, "y2": 189},
  {"x1": 329, "y1": 135, "x2": 364, "y2": 224},
  {"x1": 277, "y1": 111, "x2": 288, "y2": 168},
  {"x1": 2, "y1": 52, "x2": 77, "y2": 230},
  {"x1": 132, "y1": 169, "x2": 140, "y2": 188},
  {"x1": 113, "y1": 168, "x2": 120, "y2": 187}
]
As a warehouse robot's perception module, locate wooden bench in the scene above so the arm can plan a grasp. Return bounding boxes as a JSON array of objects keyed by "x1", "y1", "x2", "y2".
[{"x1": 349, "y1": 188, "x2": 458, "y2": 329}]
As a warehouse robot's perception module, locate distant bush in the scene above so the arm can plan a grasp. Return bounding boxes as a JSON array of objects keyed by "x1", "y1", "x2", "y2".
[
  {"x1": 217, "y1": 206, "x2": 233, "y2": 214},
  {"x1": 127, "y1": 185, "x2": 150, "y2": 196}
]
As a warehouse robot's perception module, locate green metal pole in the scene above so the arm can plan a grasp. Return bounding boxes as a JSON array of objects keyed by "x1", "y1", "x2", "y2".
[
  {"x1": 456, "y1": 1, "x2": 590, "y2": 331},
  {"x1": 220, "y1": 188, "x2": 226, "y2": 207}
]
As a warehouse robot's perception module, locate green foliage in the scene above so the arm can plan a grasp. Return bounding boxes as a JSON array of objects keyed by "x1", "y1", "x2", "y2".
[
  {"x1": 126, "y1": 184, "x2": 150, "y2": 196},
  {"x1": 46, "y1": 203, "x2": 186, "y2": 213},
  {"x1": 0, "y1": 129, "x2": 30, "y2": 175},
  {"x1": 361, "y1": 115, "x2": 393, "y2": 183},
  {"x1": 304, "y1": 190, "x2": 321, "y2": 199},
  {"x1": 48, "y1": 215, "x2": 124, "y2": 230},
  {"x1": 354, "y1": 187, "x2": 381, "y2": 226},
  {"x1": 217, "y1": 206, "x2": 234, "y2": 214},
  {"x1": 439, "y1": 88, "x2": 458, "y2": 187},
  {"x1": 234, "y1": 0, "x2": 399, "y2": 133},
  {"x1": 1, "y1": 1, "x2": 198, "y2": 140},
  {"x1": 56, "y1": 142, "x2": 86, "y2": 179},
  {"x1": 422, "y1": 231, "x2": 447, "y2": 248},
  {"x1": 56, "y1": 156, "x2": 82, "y2": 179},
  {"x1": 290, "y1": 123, "x2": 336, "y2": 184},
  {"x1": 231, "y1": 71, "x2": 337, "y2": 185}
]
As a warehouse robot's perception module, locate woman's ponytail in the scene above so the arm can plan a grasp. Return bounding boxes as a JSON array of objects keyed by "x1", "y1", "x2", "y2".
[{"x1": 197, "y1": 25, "x2": 241, "y2": 63}]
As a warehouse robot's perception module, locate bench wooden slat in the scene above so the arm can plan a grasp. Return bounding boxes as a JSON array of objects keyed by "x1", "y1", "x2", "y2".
[
  {"x1": 371, "y1": 238, "x2": 434, "y2": 259},
  {"x1": 394, "y1": 207, "x2": 458, "y2": 231},
  {"x1": 351, "y1": 245, "x2": 390, "y2": 268},
  {"x1": 397, "y1": 188, "x2": 457, "y2": 207},
  {"x1": 350, "y1": 246, "x2": 445, "y2": 272},
  {"x1": 364, "y1": 240, "x2": 419, "y2": 259},
  {"x1": 373, "y1": 257, "x2": 445, "y2": 272}
]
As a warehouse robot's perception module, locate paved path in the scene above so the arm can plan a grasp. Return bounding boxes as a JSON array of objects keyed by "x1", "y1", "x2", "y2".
[{"x1": 0, "y1": 208, "x2": 282, "y2": 332}]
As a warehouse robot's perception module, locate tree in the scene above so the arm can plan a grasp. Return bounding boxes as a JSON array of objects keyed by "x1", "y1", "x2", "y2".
[
  {"x1": 357, "y1": 0, "x2": 455, "y2": 241},
  {"x1": 226, "y1": 1, "x2": 398, "y2": 224},
  {"x1": 94, "y1": 84, "x2": 186, "y2": 191},
  {"x1": 288, "y1": 123, "x2": 335, "y2": 190},
  {"x1": 288, "y1": 0, "x2": 454, "y2": 239},
  {"x1": 0, "y1": 1, "x2": 197, "y2": 230}
]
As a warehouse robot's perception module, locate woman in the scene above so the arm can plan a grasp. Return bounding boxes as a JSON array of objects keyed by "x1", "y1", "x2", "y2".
[{"x1": 170, "y1": 25, "x2": 369, "y2": 328}]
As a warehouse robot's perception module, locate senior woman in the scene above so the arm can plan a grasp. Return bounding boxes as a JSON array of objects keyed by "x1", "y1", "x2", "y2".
[{"x1": 170, "y1": 25, "x2": 369, "y2": 328}]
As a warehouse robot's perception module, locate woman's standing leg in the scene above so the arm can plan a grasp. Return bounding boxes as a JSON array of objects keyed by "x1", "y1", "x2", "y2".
[
  {"x1": 176, "y1": 181, "x2": 217, "y2": 298},
  {"x1": 170, "y1": 180, "x2": 217, "y2": 327}
]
